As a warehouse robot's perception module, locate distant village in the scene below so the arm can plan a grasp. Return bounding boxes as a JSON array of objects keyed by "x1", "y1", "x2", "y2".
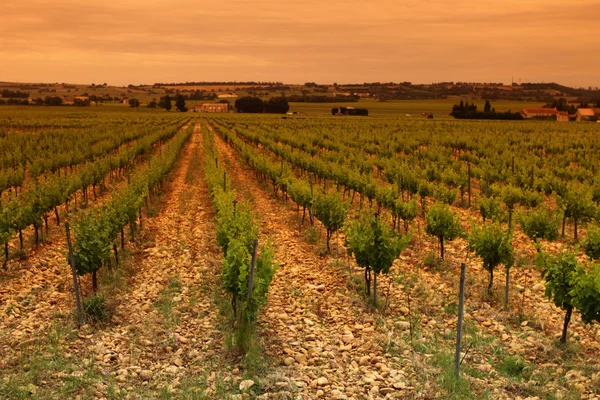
[{"x1": 518, "y1": 107, "x2": 600, "y2": 122}]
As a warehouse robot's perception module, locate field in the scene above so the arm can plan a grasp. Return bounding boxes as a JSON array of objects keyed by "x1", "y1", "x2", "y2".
[{"x1": 1, "y1": 106, "x2": 600, "y2": 400}]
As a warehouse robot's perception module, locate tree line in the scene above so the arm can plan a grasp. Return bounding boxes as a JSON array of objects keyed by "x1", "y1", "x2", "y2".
[
  {"x1": 451, "y1": 100, "x2": 523, "y2": 120},
  {"x1": 234, "y1": 96, "x2": 289, "y2": 114}
]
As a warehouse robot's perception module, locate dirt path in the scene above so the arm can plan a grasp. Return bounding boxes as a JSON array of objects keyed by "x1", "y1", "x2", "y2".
[{"x1": 213, "y1": 129, "x2": 415, "y2": 399}]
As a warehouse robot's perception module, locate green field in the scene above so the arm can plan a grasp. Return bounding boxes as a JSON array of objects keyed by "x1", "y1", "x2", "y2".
[{"x1": 288, "y1": 98, "x2": 544, "y2": 117}]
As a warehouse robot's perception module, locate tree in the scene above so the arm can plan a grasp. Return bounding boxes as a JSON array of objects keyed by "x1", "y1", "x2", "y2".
[
  {"x1": 345, "y1": 213, "x2": 410, "y2": 304},
  {"x1": 468, "y1": 222, "x2": 514, "y2": 300},
  {"x1": 536, "y1": 249, "x2": 579, "y2": 343},
  {"x1": 425, "y1": 203, "x2": 462, "y2": 260},
  {"x1": 264, "y1": 96, "x2": 289, "y2": 113},
  {"x1": 158, "y1": 95, "x2": 172, "y2": 111},
  {"x1": 175, "y1": 95, "x2": 187, "y2": 112},
  {"x1": 313, "y1": 191, "x2": 349, "y2": 253},
  {"x1": 235, "y1": 96, "x2": 264, "y2": 113},
  {"x1": 128, "y1": 98, "x2": 140, "y2": 108},
  {"x1": 484, "y1": 100, "x2": 492, "y2": 113},
  {"x1": 147, "y1": 100, "x2": 158, "y2": 108}
]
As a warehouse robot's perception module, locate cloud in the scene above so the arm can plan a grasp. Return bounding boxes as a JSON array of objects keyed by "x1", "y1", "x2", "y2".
[{"x1": 1, "y1": 0, "x2": 599, "y2": 86}]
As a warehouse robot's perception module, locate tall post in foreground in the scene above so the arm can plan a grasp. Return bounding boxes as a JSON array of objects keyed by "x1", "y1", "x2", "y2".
[
  {"x1": 455, "y1": 262, "x2": 467, "y2": 380},
  {"x1": 65, "y1": 222, "x2": 83, "y2": 328}
]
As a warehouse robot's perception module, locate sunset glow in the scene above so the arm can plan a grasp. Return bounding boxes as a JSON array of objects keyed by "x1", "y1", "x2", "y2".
[{"x1": 2, "y1": 0, "x2": 600, "y2": 86}]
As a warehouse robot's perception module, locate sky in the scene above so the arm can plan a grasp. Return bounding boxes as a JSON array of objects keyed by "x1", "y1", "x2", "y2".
[{"x1": 1, "y1": 0, "x2": 599, "y2": 87}]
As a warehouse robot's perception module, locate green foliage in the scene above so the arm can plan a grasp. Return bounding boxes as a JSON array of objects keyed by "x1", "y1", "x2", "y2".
[
  {"x1": 425, "y1": 203, "x2": 462, "y2": 260},
  {"x1": 519, "y1": 207, "x2": 560, "y2": 243},
  {"x1": 394, "y1": 198, "x2": 418, "y2": 231},
  {"x1": 479, "y1": 196, "x2": 503, "y2": 222},
  {"x1": 499, "y1": 356, "x2": 527, "y2": 378},
  {"x1": 71, "y1": 210, "x2": 112, "y2": 291},
  {"x1": 313, "y1": 191, "x2": 349, "y2": 252},
  {"x1": 558, "y1": 183, "x2": 596, "y2": 239},
  {"x1": 536, "y1": 249, "x2": 579, "y2": 342},
  {"x1": 468, "y1": 222, "x2": 514, "y2": 293},
  {"x1": 434, "y1": 186, "x2": 457, "y2": 205},
  {"x1": 345, "y1": 212, "x2": 410, "y2": 303},
  {"x1": 175, "y1": 95, "x2": 188, "y2": 112},
  {"x1": 537, "y1": 249, "x2": 579, "y2": 311},
  {"x1": 82, "y1": 295, "x2": 108, "y2": 322},
  {"x1": 501, "y1": 184, "x2": 522, "y2": 211},
  {"x1": 583, "y1": 226, "x2": 600, "y2": 260},
  {"x1": 570, "y1": 263, "x2": 600, "y2": 325}
]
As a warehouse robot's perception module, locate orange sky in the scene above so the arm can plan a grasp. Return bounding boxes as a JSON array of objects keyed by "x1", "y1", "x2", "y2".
[{"x1": 2, "y1": 0, "x2": 599, "y2": 87}]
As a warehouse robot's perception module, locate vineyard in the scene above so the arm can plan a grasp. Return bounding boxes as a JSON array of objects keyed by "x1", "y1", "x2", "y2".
[{"x1": 1, "y1": 108, "x2": 600, "y2": 399}]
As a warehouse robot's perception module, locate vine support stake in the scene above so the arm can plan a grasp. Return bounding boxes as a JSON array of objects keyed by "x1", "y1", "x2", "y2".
[
  {"x1": 455, "y1": 262, "x2": 466, "y2": 381},
  {"x1": 65, "y1": 222, "x2": 83, "y2": 328}
]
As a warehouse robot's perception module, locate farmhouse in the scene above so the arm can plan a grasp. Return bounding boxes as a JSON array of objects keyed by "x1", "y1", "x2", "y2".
[
  {"x1": 217, "y1": 93, "x2": 238, "y2": 99},
  {"x1": 192, "y1": 103, "x2": 229, "y2": 113},
  {"x1": 519, "y1": 108, "x2": 560, "y2": 120},
  {"x1": 576, "y1": 108, "x2": 597, "y2": 122},
  {"x1": 557, "y1": 111, "x2": 569, "y2": 122}
]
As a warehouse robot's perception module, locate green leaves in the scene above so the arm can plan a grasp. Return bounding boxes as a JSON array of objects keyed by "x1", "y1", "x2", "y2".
[
  {"x1": 583, "y1": 226, "x2": 600, "y2": 261},
  {"x1": 519, "y1": 207, "x2": 561, "y2": 243},
  {"x1": 570, "y1": 263, "x2": 600, "y2": 325},
  {"x1": 468, "y1": 222, "x2": 514, "y2": 273},
  {"x1": 479, "y1": 196, "x2": 503, "y2": 222},
  {"x1": 345, "y1": 212, "x2": 410, "y2": 302},
  {"x1": 425, "y1": 203, "x2": 462, "y2": 257},
  {"x1": 313, "y1": 191, "x2": 349, "y2": 252}
]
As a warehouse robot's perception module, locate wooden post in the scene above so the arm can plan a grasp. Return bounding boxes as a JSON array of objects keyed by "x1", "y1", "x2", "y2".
[
  {"x1": 215, "y1": 157, "x2": 218, "y2": 169},
  {"x1": 247, "y1": 240, "x2": 258, "y2": 299},
  {"x1": 65, "y1": 222, "x2": 83, "y2": 328},
  {"x1": 530, "y1": 166, "x2": 534, "y2": 188},
  {"x1": 233, "y1": 199, "x2": 237, "y2": 216},
  {"x1": 455, "y1": 262, "x2": 466, "y2": 381}
]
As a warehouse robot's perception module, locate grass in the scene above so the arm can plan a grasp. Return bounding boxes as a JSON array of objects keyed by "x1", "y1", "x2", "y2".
[
  {"x1": 154, "y1": 276, "x2": 182, "y2": 329},
  {"x1": 0, "y1": 322, "x2": 108, "y2": 400},
  {"x1": 498, "y1": 356, "x2": 527, "y2": 379}
]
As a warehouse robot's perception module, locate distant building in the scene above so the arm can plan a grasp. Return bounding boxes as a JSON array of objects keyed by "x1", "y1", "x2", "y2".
[
  {"x1": 519, "y1": 108, "x2": 560, "y2": 119},
  {"x1": 557, "y1": 111, "x2": 569, "y2": 122},
  {"x1": 576, "y1": 108, "x2": 597, "y2": 122},
  {"x1": 217, "y1": 93, "x2": 238, "y2": 99},
  {"x1": 193, "y1": 103, "x2": 229, "y2": 113}
]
